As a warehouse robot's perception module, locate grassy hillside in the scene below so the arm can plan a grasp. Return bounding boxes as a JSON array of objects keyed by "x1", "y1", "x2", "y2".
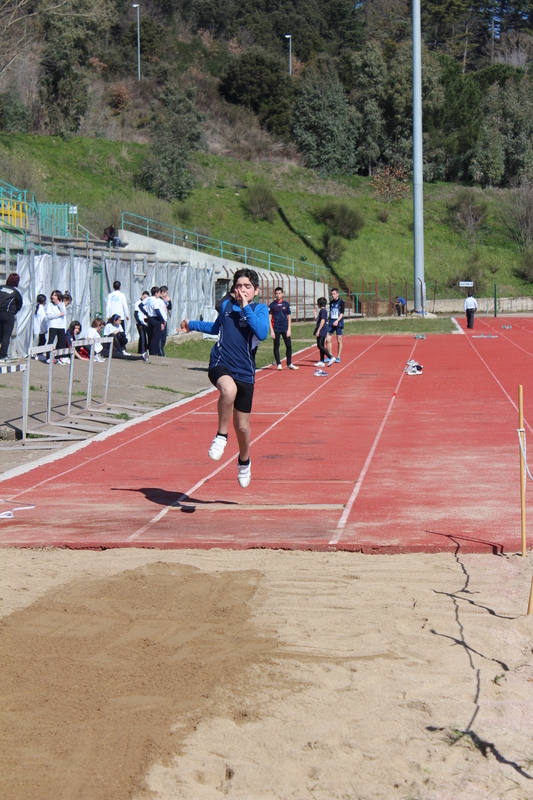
[{"x1": 0, "y1": 133, "x2": 527, "y2": 300}]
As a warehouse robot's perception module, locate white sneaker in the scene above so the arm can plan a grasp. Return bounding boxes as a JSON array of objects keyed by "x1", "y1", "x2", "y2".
[
  {"x1": 59, "y1": 357, "x2": 70, "y2": 365},
  {"x1": 238, "y1": 461, "x2": 251, "y2": 487},
  {"x1": 277, "y1": 363, "x2": 282, "y2": 370},
  {"x1": 288, "y1": 364, "x2": 299, "y2": 370},
  {"x1": 208, "y1": 434, "x2": 228, "y2": 461},
  {"x1": 95, "y1": 355, "x2": 106, "y2": 363},
  {"x1": 326, "y1": 357, "x2": 335, "y2": 366},
  {"x1": 315, "y1": 361, "x2": 325, "y2": 367},
  {"x1": 122, "y1": 351, "x2": 131, "y2": 357}
]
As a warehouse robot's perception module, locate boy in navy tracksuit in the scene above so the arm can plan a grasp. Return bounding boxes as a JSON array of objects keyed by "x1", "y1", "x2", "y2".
[
  {"x1": 181, "y1": 268, "x2": 269, "y2": 487},
  {"x1": 269, "y1": 286, "x2": 298, "y2": 370}
]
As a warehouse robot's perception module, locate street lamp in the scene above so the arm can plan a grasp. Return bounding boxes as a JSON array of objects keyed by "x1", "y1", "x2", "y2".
[
  {"x1": 132, "y1": 4, "x2": 140, "y2": 81},
  {"x1": 285, "y1": 34, "x2": 291, "y2": 76}
]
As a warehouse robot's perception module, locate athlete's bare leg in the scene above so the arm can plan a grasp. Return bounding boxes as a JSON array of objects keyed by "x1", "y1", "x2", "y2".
[
  {"x1": 216, "y1": 375, "x2": 237, "y2": 434},
  {"x1": 233, "y1": 408, "x2": 251, "y2": 462},
  {"x1": 337, "y1": 334, "x2": 343, "y2": 359}
]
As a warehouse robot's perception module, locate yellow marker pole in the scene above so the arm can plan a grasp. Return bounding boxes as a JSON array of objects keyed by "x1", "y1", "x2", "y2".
[{"x1": 519, "y1": 385, "x2": 526, "y2": 558}]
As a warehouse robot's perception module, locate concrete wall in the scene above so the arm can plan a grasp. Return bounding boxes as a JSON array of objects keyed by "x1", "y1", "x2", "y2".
[{"x1": 119, "y1": 229, "x2": 329, "y2": 321}]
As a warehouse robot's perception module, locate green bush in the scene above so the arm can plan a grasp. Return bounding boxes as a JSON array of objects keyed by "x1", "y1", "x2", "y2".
[
  {"x1": 322, "y1": 229, "x2": 346, "y2": 262},
  {"x1": 246, "y1": 185, "x2": 278, "y2": 222},
  {"x1": 314, "y1": 200, "x2": 365, "y2": 238},
  {"x1": 0, "y1": 91, "x2": 32, "y2": 133}
]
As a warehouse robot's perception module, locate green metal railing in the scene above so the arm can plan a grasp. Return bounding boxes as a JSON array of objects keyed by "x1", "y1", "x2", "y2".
[
  {"x1": 0, "y1": 179, "x2": 77, "y2": 239},
  {"x1": 121, "y1": 211, "x2": 331, "y2": 282}
]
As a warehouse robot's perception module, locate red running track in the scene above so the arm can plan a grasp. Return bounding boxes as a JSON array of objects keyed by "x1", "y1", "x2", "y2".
[{"x1": 0, "y1": 317, "x2": 532, "y2": 554}]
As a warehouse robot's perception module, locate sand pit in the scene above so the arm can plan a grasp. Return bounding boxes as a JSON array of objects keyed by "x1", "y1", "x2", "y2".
[{"x1": 2, "y1": 547, "x2": 533, "y2": 800}]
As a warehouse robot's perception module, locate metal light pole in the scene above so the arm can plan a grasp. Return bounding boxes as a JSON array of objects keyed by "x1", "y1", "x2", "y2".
[
  {"x1": 285, "y1": 34, "x2": 292, "y2": 76},
  {"x1": 132, "y1": 4, "x2": 140, "y2": 81},
  {"x1": 412, "y1": 0, "x2": 425, "y2": 311}
]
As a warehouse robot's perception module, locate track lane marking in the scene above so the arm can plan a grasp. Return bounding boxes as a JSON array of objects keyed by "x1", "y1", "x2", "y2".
[
  {"x1": 466, "y1": 335, "x2": 533, "y2": 434},
  {"x1": 329, "y1": 341, "x2": 418, "y2": 545},
  {"x1": 127, "y1": 337, "x2": 385, "y2": 541},
  {"x1": 3, "y1": 343, "x2": 321, "y2": 500}
]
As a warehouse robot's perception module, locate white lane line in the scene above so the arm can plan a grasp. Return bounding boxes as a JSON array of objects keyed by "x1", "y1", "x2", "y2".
[
  {"x1": 465, "y1": 336, "x2": 533, "y2": 435},
  {"x1": 329, "y1": 341, "x2": 418, "y2": 546},
  {"x1": 127, "y1": 337, "x2": 385, "y2": 541},
  {"x1": 451, "y1": 317, "x2": 465, "y2": 334},
  {"x1": 3, "y1": 345, "x2": 320, "y2": 499},
  {"x1": 476, "y1": 318, "x2": 533, "y2": 358}
]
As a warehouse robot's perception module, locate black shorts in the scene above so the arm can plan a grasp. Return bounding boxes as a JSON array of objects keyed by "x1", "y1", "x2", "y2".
[
  {"x1": 208, "y1": 366, "x2": 254, "y2": 414},
  {"x1": 327, "y1": 325, "x2": 344, "y2": 336}
]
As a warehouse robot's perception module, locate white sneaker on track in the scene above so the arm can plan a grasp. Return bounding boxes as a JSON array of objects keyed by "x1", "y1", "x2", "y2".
[
  {"x1": 208, "y1": 434, "x2": 228, "y2": 461},
  {"x1": 238, "y1": 461, "x2": 251, "y2": 488}
]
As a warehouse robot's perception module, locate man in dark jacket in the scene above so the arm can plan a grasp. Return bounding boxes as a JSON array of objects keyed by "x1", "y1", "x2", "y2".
[{"x1": 0, "y1": 272, "x2": 23, "y2": 361}]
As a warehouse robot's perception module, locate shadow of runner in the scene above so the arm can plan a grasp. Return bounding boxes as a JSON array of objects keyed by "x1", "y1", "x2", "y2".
[{"x1": 111, "y1": 487, "x2": 238, "y2": 507}]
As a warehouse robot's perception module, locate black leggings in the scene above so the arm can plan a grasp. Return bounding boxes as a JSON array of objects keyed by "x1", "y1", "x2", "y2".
[
  {"x1": 317, "y1": 336, "x2": 332, "y2": 362},
  {"x1": 0, "y1": 311, "x2": 15, "y2": 358},
  {"x1": 102, "y1": 334, "x2": 144, "y2": 361},
  {"x1": 48, "y1": 328, "x2": 66, "y2": 350},
  {"x1": 273, "y1": 331, "x2": 292, "y2": 366}
]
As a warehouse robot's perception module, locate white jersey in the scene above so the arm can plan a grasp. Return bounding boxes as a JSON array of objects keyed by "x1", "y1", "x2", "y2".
[
  {"x1": 46, "y1": 301, "x2": 66, "y2": 330},
  {"x1": 464, "y1": 297, "x2": 478, "y2": 311},
  {"x1": 84, "y1": 326, "x2": 103, "y2": 353},
  {"x1": 33, "y1": 305, "x2": 48, "y2": 336},
  {"x1": 106, "y1": 290, "x2": 129, "y2": 321}
]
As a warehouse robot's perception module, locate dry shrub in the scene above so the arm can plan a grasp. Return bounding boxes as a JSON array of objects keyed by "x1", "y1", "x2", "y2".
[
  {"x1": 371, "y1": 165, "x2": 410, "y2": 203},
  {"x1": 110, "y1": 83, "x2": 129, "y2": 111}
]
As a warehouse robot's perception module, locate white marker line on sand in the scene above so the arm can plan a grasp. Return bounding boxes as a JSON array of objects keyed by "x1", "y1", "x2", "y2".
[
  {"x1": 329, "y1": 341, "x2": 418, "y2": 546},
  {"x1": 127, "y1": 337, "x2": 385, "y2": 541},
  {"x1": 451, "y1": 317, "x2": 465, "y2": 334}
]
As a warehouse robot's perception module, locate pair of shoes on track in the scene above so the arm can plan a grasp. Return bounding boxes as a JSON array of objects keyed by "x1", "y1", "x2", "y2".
[
  {"x1": 315, "y1": 357, "x2": 336, "y2": 367},
  {"x1": 314, "y1": 369, "x2": 328, "y2": 377},
  {"x1": 405, "y1": 359, "x2": 423, "y2": 375},
  {"x1": 208, "y1": 435, "x2": 251, "y2": 487}
]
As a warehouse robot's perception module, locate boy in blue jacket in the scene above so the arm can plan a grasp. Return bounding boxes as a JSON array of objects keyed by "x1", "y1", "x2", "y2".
[{"x1": 181, "y1": 268, "x2": 269, "y2": 487}]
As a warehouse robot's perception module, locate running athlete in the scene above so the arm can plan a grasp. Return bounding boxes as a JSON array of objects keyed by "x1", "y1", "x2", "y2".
[
  {"x1": 180, "y1": 268, "x2": 269, "y2": 488},
  {"x1": 269, "y1": 286, "x2": 298, "y2": 370},
  {"x1": 326, "y1": 288, "x2": 345, "y2": 363}
]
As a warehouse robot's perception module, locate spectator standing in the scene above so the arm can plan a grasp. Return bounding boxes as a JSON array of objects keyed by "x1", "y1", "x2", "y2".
[
  {"x1": 326, "y1": 288, "x2": 344, "y2": 363},
  {"x1": 134, "y1": 291, "x2": 149, "y2": 354},
  {"x1": 106, "y1": 281, "x2": 130, "y2": 331},
  {"x1": 464, "y1": 292, "x2": 478, "y2": 329},
  {"x1": 269, "y1": 286, "x2": 298, "y2": 371},
  {"x1": 159, "y1": 285, "x2": 171, "y2": 356},
  {"x1": 144, "y1": 286, "x2": 167, "y2": 356},
  {"x1": 46, "y1": 290, "x2": 68, "y2": 363},
  {"x1": 0, "y1": 273, "x2": 23, "y2": 362},
  {"x1": 33, "y1": 294, "x2": 48, "y2": 349},
  {"x1": 314, "y1": 297, "x2": 334, "y2": 367}
]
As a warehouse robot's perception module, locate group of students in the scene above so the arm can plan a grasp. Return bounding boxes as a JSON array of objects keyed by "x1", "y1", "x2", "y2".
[
  {"x1": 133, "y1": 285, "x2": 171, "y2": 357},
  {"x1": 182, "y1": 270, "x2": 346, "y2": 489},
  {"x1": 33, "y1": 283, "x2": 147, "y2": 364}
]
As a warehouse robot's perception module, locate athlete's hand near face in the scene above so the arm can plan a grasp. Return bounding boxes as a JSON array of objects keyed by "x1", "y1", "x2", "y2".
[{"x1": 180, "y1": 319, "x2": 190, "y2": 332}]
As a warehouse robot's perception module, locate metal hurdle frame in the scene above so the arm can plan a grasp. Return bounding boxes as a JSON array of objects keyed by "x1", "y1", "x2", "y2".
[{"x1": 20, "y1": 336, "x2": 115, "y2": 440}]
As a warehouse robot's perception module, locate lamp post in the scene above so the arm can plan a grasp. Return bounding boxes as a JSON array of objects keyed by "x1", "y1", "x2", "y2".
[
  {"x1": 132, "y1": 4, "x2": 140, "y2": 81},
  {"x1": 285, "y1": 34, "x2": 292, "y2": 76}
]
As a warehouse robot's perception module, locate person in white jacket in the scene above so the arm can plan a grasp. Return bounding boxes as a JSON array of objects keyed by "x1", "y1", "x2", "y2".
[
  {"x1": 46, "y1": 289, "x2": 67, "y2": 347},
  {"x1": 464, "y1": 292, "x2": 478, "y2": 329},
  {"x1": 33, "y1": 294, "x2": 48, "y2": 347},
  {"x1": 106, "y1": 281, "x2": 129, "y2": 330}
]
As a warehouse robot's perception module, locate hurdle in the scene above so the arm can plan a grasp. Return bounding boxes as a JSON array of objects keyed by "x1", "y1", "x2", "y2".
[{"x1": 5, "y1": 336, "x2": 151, "y2": 445}]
